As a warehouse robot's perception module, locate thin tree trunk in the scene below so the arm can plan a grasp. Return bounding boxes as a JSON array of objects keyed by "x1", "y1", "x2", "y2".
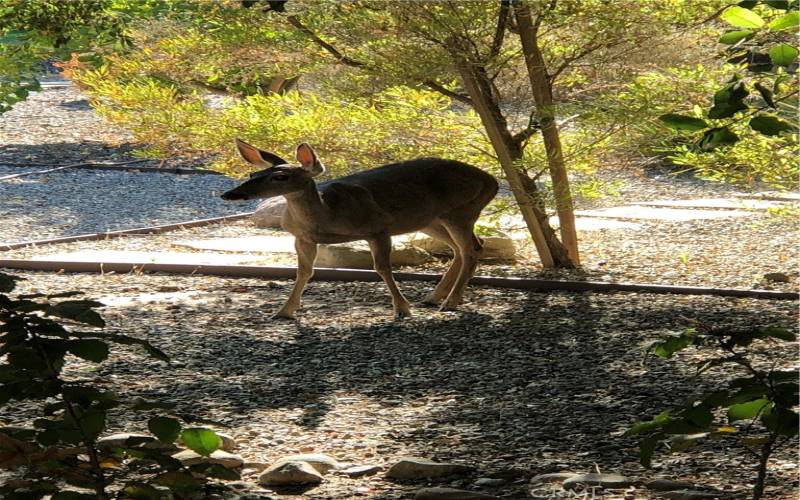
[
  {"x1": 448, "y1": 40, "x2": 574, "y2": 268},
  {"x1": 514, "y1": 3, "x2": 580, "y2": 265},
  {"x1": 753, "y1": 434, "x2": 777, "y2": 500}
]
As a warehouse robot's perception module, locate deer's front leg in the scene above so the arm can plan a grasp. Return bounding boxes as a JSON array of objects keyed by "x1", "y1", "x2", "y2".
[
  {"x1": 273, "y1": 238, "x2": 317, "y2": 320},
  {"x1": 368, "y1": 234, "x2": 412, "y2": 319}
]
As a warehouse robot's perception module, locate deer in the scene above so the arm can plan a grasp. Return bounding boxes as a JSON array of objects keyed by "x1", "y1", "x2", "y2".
[{"x1": 221, "y1": 139, "x2": 498, "y2": 320}]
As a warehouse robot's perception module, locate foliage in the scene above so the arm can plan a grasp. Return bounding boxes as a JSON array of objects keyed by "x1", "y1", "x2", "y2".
[
  {"x1": 656, "y1": 1, "x2": 798, "y2": 188},
  {"x1": 0, "y1": 272, "x2": 235, "y2": 498},
  {"x1": 74, "y1": 61, "x2": 491, "y2": 177},
  {"x1": 627, "y1": 319, "x2": 798, "y2": 500}
]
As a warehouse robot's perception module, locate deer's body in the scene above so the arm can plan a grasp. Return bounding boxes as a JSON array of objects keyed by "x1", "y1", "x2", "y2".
[{"x1": 222, "y1": 140, "x2": 498, "y2": 319}]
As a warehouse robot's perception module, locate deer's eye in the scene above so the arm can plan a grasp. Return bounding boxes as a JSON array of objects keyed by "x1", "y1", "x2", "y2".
[{"x1": 273, "y1": 174, "x2": 289, "y2": 181}]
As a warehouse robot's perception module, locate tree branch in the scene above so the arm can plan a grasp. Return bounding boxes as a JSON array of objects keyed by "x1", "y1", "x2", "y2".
[
  {"x1": 489, "y1": 0, "x2": 511, "y2": 60},
  {"x1": 422, "y1": 79, "x2": 473, "y2": 105},
  {"x1": 286, "y1": 15, "x2": 365, "y2": 68}
]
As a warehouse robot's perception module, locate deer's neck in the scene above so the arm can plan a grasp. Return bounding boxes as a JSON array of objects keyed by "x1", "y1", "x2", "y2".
[{"x1": 283, "y1": 181, "x2": 327, "y2": 235}]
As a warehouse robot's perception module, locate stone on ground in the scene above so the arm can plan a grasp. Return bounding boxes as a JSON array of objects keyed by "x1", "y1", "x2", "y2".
[
  {"x1": 385, "y1": 457, "x2": 475, "y2": 480},
  {"x1": 258, "y1": 460, "x2": 324, "y2": 486},
  {"x1": 659, "y1": 490, "x2": 724, "y2": 499},
  {"x1": 172, "y1": 449, "x2": 244, "y2": 469},
  {"x1": 405, "y1": 233, "x2": 516, "y2": 261},
  {"x1": 268, "y1": 453, "x2": 340, "y2": 474},
  {"x1": 253, "y1": 197, "x2": 286, "y2": 228},
  {"x1": 415, "y1": 487, "x2": 500, "y2": 499},
  {"x1": 530, "y1": 472, "x2": 580, "y2": 484},
  {"x1": 97, "y1": 433, "x2": 157, "y2": 449},
  {"x1": 562, "y1": 473, "x2": 636, "y2": 490},
  {"x1": 339, "y1": 464, "x2": 381, "y2": 477},
  {"x1": 764, "y1": 272, "x2": 791, "y2": 283},
  {"x1": 316, "y1": 241, "x2": 431, "y2": 268}
]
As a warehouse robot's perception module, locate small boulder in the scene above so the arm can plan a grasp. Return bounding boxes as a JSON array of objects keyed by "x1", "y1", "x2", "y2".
[
  {"x1": 339, "y1": 464, "x2": 382, "y2": 478},
  {"x1": 267, "y1": 453, "x2": 340, "y2": 474},
  {"x1": 562, "y1": 473, "x2": 636, "y2": 490},
  {"x1": 415, "y1": 488, "x2": 499, "y2": 500},
  {"x1": 386, "y1": 457, "x2": 475, "y2": 480},
  {"x1": 97, "y1": 433, "x2": 154, "y2": 449},
  {"x1": 406, "y1": 233, "x2": 516, "y2": 261},
  {"x1": 258, "y1": 460, "x2": 324, "y2": 486},
  {"x1": 253, "y1": 198, "x2": 286, "y2": 229},
  {"x1": 530, "y1": 472, "x2": 580, "y2": 484},
  {"x1": 172, "y1": 449, "x2": 244, "y2": 469},
  {"x1": 474, "y1": 478, "x2": 506, "y2": 487},
  {"x1": 316, "y1": 242, "x2": 431, "y2": 269}
]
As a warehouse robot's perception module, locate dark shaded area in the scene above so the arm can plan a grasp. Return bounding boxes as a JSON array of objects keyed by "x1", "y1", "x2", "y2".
[{"x1": 95, "y1": 284, "x2": 797, "y2": 497}]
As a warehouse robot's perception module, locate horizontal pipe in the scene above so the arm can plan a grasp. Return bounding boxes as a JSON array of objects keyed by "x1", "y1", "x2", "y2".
[
  {"x1": 0, "y1": 212, "x2": 255, "y2": 251},
  {"x1": 0, "y1": 260, "x2": 796, "y2": 301}
]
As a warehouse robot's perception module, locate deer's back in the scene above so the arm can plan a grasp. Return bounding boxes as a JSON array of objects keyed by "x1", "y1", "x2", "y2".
[{"x1": 331, "y1": 158, "x2": 495, "y2": 211}]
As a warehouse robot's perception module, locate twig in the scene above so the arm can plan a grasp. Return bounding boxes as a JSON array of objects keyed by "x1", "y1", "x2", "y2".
[{"x1": 0, "y1": 159, "x2": 148, "y2": 181}]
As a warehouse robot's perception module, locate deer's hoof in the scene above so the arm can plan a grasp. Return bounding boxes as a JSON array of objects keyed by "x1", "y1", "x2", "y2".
[
  {"x1": 420, "y1": 295, "x2": 442, "y2": 307},
  {"x1": 439, "y1": 300, "x2": 461, "y2": 312},
  {"x1": 271, "y1": 310, "x2": 296, "y2": 320}
]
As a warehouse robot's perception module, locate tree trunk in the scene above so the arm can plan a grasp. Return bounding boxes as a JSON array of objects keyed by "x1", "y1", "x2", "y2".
[
  {"x1": 448, "y1": 40, "x2": 574, "y2": 268},
  {"x1": 514, "y1": 4, "x2": 580, "y2": 265}
]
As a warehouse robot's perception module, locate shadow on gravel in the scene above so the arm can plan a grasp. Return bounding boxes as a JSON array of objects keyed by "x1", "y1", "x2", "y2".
[{"x1": 135, "y1": 289, "x2": 795, "y2": 475}]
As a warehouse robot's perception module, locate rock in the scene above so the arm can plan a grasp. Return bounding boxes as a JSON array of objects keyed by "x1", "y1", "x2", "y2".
[
  {"x1": 316, "y1": 241, "x2": 431, "y2": 269},
  {"x1": 268, "y1": 453, "x2": 340, "y2": 474},
  {"x1": 562, "y1": 473, "x2": 636, "y2": 490},
  {"x1": 530, "y1": 472, "x2": 579, "y2": 484},
  {"x1": 415, "y1": 487, "x2": 500, "y2": 500},
  {"x1": 252, "y1": 198, "x2": 286, "y2": 229},
  {"x1": 172, "y1": 449, "x2": 244, "y2": 469},
  {"x1": 406, "y1": 233, "x2": 516, "y2": 261},
  {"x1": 646, "y1": 479, "x2": 699, "y2": 491},
  {"x1": 97, "y1": 433, "x2": 174, "y2": 451},
  {"x1": 659, "y1": 490, "x2": 723, "y2": 499},
  {"x1": 339, "y1": 464, "x2": 382, "y2": 478},
  {"x1": 385, "y1": 457, "x2": 475, "y2": 480},
  {"x1": 258, "y1": 460, "x2": 324, "y2": 486},
  {"x1": 474, "y1": 478, "x2": 506, "y2": 487},
  {"x1": 764, "y1": 272, "x2": 791, "y2": 283}
]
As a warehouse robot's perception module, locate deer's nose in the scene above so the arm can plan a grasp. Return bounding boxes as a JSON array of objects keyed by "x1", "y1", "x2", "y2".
[{"x1": 221, "y1": 190, "x2": 246, "y2": 201}]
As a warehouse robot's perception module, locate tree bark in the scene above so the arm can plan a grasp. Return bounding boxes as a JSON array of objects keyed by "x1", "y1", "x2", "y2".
[
  {"x1": 514, "y1": 3, "x2": 580, "y2": 265},
  {"x1": 448, "y1": 39, "x2": 574, "y2": 268}
]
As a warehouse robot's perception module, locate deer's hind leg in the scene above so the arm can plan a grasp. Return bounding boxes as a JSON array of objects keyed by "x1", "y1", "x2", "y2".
[
  {"x1": 420, "y1": 223, "x2": 462, "y2": 306},
  {"x1": 368, "y1": 233, "x2": 412, "y2": 319},
  {"x1": 439, "y1": 220, "x2": 483, "y2": 311}
]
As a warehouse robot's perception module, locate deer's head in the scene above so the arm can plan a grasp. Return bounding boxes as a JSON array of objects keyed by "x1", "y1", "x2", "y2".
[{"x1": 221, "y1": 139, "x2": 325, "y2": 201}]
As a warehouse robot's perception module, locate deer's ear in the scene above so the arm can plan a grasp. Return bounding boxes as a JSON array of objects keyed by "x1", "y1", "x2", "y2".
[
  {"x1": 296, "y1": 143, "x2": 325, "y2": 177},
  {"x1": 235, "y1": 138, "x2": 287, "y2": 167}
]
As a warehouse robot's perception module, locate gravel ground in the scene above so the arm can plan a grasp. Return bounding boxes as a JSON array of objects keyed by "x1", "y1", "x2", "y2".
[
  {"x1": 4, "y1": 271, "x2": 799, "y2": 499},
  {"x1": 1, "y1": 80, "x2": 799, "y2": 499}
]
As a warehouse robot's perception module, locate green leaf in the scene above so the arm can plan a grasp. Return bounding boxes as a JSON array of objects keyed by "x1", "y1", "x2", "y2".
[
  {"x1": 756, "y1": 326, "x2": 796, "y2": 340},
  {"x1": 179, "y1": 428, "x2": 220, "y2": 457},
  {"x1": 764, "y1": 0, "x2": 791, "y2": 8},
  {"x1": 762, "y1": 408, "x2": 799, "y2": 436},
  {"x1": 122, "y1": 482, "x2": 163, "y2": 500},
  {"x1": 639, "y1": 434, "x2": 661, "y2": 468},
  {"x1": 148, "y1": 417, "x2": 181, "y2": 443},
  {"x1": 78, "y1": 410, "x2": 106, "y2": 439},
  {"x1": 626, "y1": 410, "x2": 671, "y2": 436},
  {"x1": 769, "y1": 43, "x2": 799, "y2": 66},
  {"x1": 658, "y1": 114, "x2": 709, "y2": 131},
  {"x1": 749, "y1": 115, "x2": 796, "y2": 136},
  {"x1": 768, "y1": 11, "x2": 799, "y2": 30},
  {"x1": 67, "y1": 339, "x2": 109, "y2": 363},
  {"x1": 719, "y1": 30, "x2": 754, "y2": 44},
  {"x1": 728, "y1": 398, "x2": 772, "y2": 421},
  {"x1": 698, "y1": 127, "x2": 740, "y2": 150},
  {"x1": 709, "y1": 80, "x2": 749, "y2": 118},
  {"x1": 721, "y1": 6, "x2": 766, "y2": 28}
]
